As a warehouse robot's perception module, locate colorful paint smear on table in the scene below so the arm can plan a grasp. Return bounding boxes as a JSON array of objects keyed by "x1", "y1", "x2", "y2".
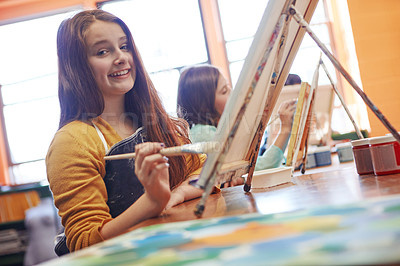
[{"x1": 45, "y1": 195, "x2": 400, "y2": 265}]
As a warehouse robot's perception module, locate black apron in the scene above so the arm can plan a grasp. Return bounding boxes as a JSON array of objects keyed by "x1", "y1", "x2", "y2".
[
  {"x1": 55, "y1": 127, "x2": 146, "y2": 256},
  {"x1": 104, "y1": 127, "x2": 146, "y2": 217}
]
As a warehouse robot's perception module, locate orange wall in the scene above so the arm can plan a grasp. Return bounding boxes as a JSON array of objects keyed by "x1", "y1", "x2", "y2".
[
  {"x1": 0, "y1": 115, "x2": 10, "y2": 186},
  {"x1": 347, "y1": 0, "x2": 400, "y2": 137}
]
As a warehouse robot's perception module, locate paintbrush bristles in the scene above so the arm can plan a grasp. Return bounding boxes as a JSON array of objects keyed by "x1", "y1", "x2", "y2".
[{"x1": 159, "y1": 146, "x2": 188, "y2": 157}]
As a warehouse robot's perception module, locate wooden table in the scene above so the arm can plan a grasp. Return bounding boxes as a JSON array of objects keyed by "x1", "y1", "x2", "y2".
[
  {"x1": 131, "y1": 155, "x2": 400, "y2": 230},
  {"x1": 43, "y1": 155, "x2": 400, "y2": 265}
]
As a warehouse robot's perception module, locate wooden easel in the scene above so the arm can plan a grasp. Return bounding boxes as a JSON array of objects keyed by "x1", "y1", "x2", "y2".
[
  {"x1": 289, "y1": 5, "x2": 400, "y2": 143},
  {"x1": 193, "y1": 0, "x2": 319, "y2": 217},
  {"x1": 193, "y1": 0, "x2": 400, "y2": 218}
]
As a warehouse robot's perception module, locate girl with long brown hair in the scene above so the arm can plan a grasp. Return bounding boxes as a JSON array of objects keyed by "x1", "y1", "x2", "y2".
[
  {"x1": 46, "y1": 9, "x2": 204, "y2": 255},
  {"x1": 177, "y1": 64, "x2": 296, "y2": 174}
]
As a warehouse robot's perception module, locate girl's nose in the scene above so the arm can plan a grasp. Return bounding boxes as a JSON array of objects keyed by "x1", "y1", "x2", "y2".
[{"x1": 114, "y1": 50, "x2": 127, "y2": 65}]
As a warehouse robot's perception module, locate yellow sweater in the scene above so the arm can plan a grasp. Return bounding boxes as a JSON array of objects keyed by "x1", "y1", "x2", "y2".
[{"x1": 46, "y1": 117, "x2": 206, "y2": 252}]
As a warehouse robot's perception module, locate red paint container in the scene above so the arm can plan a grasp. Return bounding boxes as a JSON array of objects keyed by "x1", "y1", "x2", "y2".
[
  {"x1": 369, "y1": 135, "x2": 400, "y2": 175},
  {"x1": 351, "y1": 138, "x2": 374, "y2": 175}
]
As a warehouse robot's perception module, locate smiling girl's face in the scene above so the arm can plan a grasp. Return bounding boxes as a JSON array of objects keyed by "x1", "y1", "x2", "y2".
[
  {"x1": 85, "y1": 20, "x2": 136, "y2": 100},
  {"x1": 214, "y1": 72, "x2": 232, "y2": 116}
]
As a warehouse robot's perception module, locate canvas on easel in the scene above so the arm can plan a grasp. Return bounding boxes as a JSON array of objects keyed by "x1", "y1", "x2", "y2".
[
  {"x1": 286, "y1": 56, "x2": 320, "y2": 171},
  {"x1": 285, "y1": 82, "x2": 312, "y2": 168},
  {"x1": 193, "y1": 0, "x2": 319, "y2": 217}
]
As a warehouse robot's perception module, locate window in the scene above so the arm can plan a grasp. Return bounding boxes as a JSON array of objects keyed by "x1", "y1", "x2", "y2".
[
  {"x1": 0, "y1": 1, "x2": 208, "y2": 185},
  {"x1": 101, "y1": 0, "x2": 208, "y2": 115},
  {"x1": 217, "y1": 0, "x2": 366, "y2": 135},
  {"x1": 0, "y1": 0, "x2": 367, "y2": 185},
  {"x1": 0, "y1": 10, "x2": 80, "y2": 184},
  {"x1": 218, "y1": 0, "x2": 336, "y2": 86}
]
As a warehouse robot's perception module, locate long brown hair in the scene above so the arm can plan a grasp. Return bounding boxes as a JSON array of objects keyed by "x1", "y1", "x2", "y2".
[
  {"x1": 57, "y1": 9, "x2": 198, "y2": 188},
  {"x1": 177, "y1": 64, "x2": 221, "y2": 127}
]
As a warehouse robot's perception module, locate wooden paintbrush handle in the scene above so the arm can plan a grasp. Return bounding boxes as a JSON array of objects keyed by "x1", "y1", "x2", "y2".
[{"x1": 104, "y1": 152, "x2": 136, "y2": 160}]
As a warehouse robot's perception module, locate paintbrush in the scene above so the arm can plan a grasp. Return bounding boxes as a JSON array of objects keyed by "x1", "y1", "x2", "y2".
[{"x1": 104, "y1": 141, "x2": 220, "y2": 160}]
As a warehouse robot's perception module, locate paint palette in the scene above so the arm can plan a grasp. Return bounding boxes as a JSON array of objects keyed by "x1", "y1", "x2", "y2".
[{"x1": 44, "y1": 194, "x2": 400, "y2": 265}]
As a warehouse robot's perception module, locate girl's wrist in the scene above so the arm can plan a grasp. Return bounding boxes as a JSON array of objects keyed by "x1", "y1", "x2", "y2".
[{"x1": 144, "y1": 192, "x2": 169, "y2": 214}]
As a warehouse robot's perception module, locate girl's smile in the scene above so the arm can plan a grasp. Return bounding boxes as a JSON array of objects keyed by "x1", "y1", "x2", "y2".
[
  {"x1": 109, "y1": 69, "x2": 131, "y2": 78},
  {"x1": 86, "y1": 20, "x2": 136, "y2": 99}
]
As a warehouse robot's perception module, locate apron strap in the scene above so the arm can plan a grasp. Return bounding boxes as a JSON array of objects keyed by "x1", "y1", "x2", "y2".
[{"x1": 92, "y1": 122, "x2": 109, "y2": 154}]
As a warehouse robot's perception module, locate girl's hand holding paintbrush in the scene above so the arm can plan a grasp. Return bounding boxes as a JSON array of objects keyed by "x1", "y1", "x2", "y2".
[
  {"x1": 134, "y1": 142, "x2": 205, "y2": 210},
  {"x1": 134, "y1": 142, "x2": 171, "y2": 210}
]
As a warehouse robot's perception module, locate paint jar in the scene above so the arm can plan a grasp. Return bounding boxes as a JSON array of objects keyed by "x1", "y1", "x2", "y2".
[
  {"x1": 335, "y1": 142, "x2": 354, "y2": 163},
  {"x1": 351, "y1": 138, "x2": 374, "y2": 175},
  {"x1": 314, "y1": 146, "x2": 332, "y2": 167},
  {"x1": 305, "y1": 150, "x2": 317, "y2": 169},
  {"x1": 369, "y1": 135, "x2": 400, "y2": 175}
]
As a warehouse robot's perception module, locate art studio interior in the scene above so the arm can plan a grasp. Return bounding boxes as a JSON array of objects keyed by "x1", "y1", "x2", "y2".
[{"x1": 0, "y1": 0, "x2": 399, "y2": 265}]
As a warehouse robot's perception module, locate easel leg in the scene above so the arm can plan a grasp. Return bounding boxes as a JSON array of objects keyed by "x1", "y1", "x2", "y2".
[
  {"x1": 194, "y1": 174, "x2": 216, "y2": 217},
  {"x1": 320, "y1": 59, "x2": 364, "y2": 139},
  {"x1": 289, "y1": 5, "x2": 400, "y2": 144}
]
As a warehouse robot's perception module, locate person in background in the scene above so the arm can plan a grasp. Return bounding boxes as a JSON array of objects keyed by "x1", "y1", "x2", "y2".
[
  {"x1": 46, "y1": 10, "x2": 206, "y2": 256},
  {"x1": 259, "y1": 73, "x2": 302, "y2": 155},
  {"x1": 177, "y1": 64, "x2": 296, "y2": 183}
]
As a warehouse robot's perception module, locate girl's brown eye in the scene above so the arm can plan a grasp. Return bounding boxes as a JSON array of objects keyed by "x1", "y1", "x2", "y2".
[
  {"x1": 121, "y1": 44, "x2": 129, "y2": 51},
  {"x1": 97, "y1": 50, "x2": 107, "y2": 56}
]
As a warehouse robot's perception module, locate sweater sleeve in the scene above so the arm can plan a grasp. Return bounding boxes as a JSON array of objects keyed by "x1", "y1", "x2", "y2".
[
  {"x1": 46, "y1": 123, "x2": 112, "y2": 252},
  {"x1": 189, "y1": 124, "x2": 217, "y2": 143},
  {"x1": 186, "y1": 153, "x2": 207, "y2": 178},
  {"x1": 255, "y1": 145, "x2": 284, "y2": 171}
]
